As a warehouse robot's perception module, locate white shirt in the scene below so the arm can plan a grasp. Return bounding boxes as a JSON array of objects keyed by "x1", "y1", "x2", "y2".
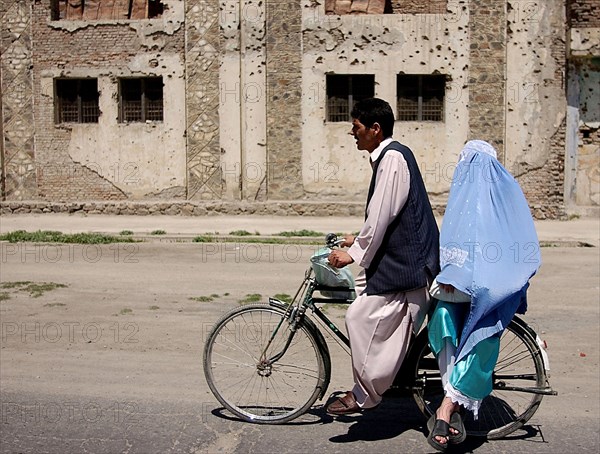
[{"x1": 347, "y1": 138, "x2": 411, "y2": 269}]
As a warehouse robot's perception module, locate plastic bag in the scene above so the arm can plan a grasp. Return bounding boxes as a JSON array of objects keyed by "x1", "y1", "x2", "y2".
[{"x1": 310, "y1": 248, "x2": 355, "y2": 299}]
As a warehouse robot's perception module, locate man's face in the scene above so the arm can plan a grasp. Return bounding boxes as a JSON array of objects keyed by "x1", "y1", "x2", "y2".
[{"x1": 350, "y1": 118, "x2": 378, "y2": 152}]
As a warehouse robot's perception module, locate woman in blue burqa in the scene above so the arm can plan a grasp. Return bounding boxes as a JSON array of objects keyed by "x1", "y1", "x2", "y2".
[{"x1": 426, "y1": 140, "x2": 541, "y2": 451}]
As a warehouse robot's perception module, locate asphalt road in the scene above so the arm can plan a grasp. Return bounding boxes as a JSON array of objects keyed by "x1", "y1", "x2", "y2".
[{"x1": 0, "y1": 242, "x2": 598, "y2": 453}]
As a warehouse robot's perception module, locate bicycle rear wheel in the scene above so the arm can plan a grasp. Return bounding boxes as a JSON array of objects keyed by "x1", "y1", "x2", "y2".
[
  {"x1": 412, "y1": 318, "x2": 547, "y2": 439},
  {"x1": 203, "y1": 304, "x2": 327, "y2": 424}
]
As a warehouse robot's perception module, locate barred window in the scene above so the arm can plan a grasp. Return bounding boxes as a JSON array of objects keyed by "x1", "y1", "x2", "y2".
[
  {"x1": 55, "y1": 79, "x2": 100, "y2": 124},
  {"x1": 50, "y1": 0, "x2": 164, "y2": 21},
  {"x1": 119, "y1": 77, "x2": 164, "y2": 123},
  {"x1": 326, "y1": 74, "x2": 375, "y2": 122},
  {"x1": 397, "y1": 74, "x2": 445, "y2": 122}
]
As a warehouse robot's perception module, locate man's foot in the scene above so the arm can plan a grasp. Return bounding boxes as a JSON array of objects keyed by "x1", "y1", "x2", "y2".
[{"x1": 326, "y1": 391, "x2": 361, "y2": 415}]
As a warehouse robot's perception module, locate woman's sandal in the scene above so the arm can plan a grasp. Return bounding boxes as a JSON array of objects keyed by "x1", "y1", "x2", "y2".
[
  {"x1": 427, "y1": 414, "x2": 450, "y2": 452},
  {"x1": 449, "y1": 411, "x2": 467, "y2": 444}
]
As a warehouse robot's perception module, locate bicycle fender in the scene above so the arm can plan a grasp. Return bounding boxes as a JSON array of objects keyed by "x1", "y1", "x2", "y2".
[
  {"x1": 268, "y1": 297, "x2": 291, "y2": 313},
  {"x1": 511, "y1": 316, "x2": 551, "y2": 373}
]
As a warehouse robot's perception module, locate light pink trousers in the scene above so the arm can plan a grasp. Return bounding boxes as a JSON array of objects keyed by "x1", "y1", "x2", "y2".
[{"x1": 347, "y1": 269, "x2": 431, "y2": 408}]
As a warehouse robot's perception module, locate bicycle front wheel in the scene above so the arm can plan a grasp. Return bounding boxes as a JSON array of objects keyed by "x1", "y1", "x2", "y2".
[
  {"x1": 203, "y1": 304, "x2": 327, "y2": 424},
  {"x1": 413, "y1": 318, "x2": 547, "y2": 439}
]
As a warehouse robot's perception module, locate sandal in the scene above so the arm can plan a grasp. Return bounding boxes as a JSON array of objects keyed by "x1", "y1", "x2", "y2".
[
  {"x1": 326, "y1": 391, "x2": 361, "y2": 415},
  {"x1": 426, "y1": 414, "x2": 450, "y2": 452},
  {"x1": 449, "y1": 411, "x2": 467, "y2": 444}
]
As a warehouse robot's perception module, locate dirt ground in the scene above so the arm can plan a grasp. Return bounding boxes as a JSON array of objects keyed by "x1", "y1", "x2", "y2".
[{"x1": 0, "y1": 241, "x2": 598, "y2": 453}]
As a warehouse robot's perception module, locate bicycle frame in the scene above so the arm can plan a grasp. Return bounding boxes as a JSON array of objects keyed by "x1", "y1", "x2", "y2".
[
  {"x1": 265, "y1": 266, "x2": 427, "y2": 399},
  {"x1": 266, "y1": 267, "x2": 351, "y2": 350}
]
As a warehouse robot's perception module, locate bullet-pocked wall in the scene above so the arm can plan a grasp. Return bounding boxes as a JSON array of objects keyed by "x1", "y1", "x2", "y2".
[
  {"x1": 301, "y1": 0, "x2": 470, "y2": 203},
  {"x1": 4, "y1": 0, "x2": 187, "y2": 201},
  {"x1": 565, "y1": 0, "x2": 600, "y2": 213},
  {"x1": 504, "y1": 0, "x2": 568, "y2": 219},
  {"x1": 1, "y1": 1, "x2": 596, "y2": 219},
  {"x1": 190, "y1": 0, "x2": 302, "y2": 203},
  {"x1": 217, "y1": 0, "x2": 269, "y2": 202}
]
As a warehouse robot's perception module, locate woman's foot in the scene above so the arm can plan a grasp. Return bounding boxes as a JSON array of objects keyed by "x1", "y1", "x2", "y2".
[
  {"x1": 449, "y1": 411, "x2": 466, "y2": 444},
  {"x1": 426, "y1": 414, "x2": 450, "y2": 452},
  {"x1": 428, "y1": 397, "x2": 464, "y2": 448}
]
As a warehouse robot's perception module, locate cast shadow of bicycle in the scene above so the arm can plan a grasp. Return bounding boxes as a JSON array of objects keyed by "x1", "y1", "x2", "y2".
[
  {"x1": 211, "y1": 394, "x2": 548, "y2": 451},
  {"x1": 326, "y1": 396, "x2": 548, "y2": 452}
]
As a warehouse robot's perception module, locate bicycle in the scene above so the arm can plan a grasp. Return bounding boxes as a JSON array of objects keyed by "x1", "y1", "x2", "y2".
[{"x1": 203, "y1": 234, "x2": 557, "y2": 439}]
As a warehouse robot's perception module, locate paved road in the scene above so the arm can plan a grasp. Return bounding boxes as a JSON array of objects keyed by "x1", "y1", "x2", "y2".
[{"x1": 0, "y1": 242, "x2": 598, "y2": 453}]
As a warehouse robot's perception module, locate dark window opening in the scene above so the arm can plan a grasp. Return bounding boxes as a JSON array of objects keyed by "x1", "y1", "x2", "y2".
[
  {"x1": 55, "y1": 78, "x2": 100, "y2": 124},
  {"x1": 397, "y1": 74, "x2": 445, "y2": 122},
  {"x1": 148, "y1": 0, "x2": 164, "y2": 18},
  {"x1": 50, "y1": 0, "x2": 164, "y2": 21},
  {"x1": 119, "y1": 77, "x2": 164, "y2": 123},
  {"x1": 326, "y1": 74, "x2": 375, "y2": 122}
]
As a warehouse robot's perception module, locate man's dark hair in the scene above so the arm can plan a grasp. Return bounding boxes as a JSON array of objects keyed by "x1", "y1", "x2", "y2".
[{"x1": 350, "y1": 98, "x2": 395, "y2": 138}]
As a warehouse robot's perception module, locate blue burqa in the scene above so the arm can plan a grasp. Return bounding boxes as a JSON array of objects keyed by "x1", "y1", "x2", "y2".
[{"x1": 436, "y1": 140, "x2": 541, "y2": 362}]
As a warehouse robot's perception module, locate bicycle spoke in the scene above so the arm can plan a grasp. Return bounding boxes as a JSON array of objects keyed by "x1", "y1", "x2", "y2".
[
  {"x1": 204, "y1": 305, "x2": 326, "y2": 423},
  {"x1": 413, "y1": 318, "x2": 547, "y2": 439}
]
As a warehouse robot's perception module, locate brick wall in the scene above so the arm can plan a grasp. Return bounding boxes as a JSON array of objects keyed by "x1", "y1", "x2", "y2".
[
  {"x1": 516, "y1": 3, "x2": 568, "y2": 219},
  {"x1": 325, "y1": 0, "x2": 448, "y2": 14},
  {"x1": 568, "y1": 0, "x2": 600, "y2": 27},
  {"x1": 1, "y1": 0, "x2": 575, "y2": 217},
  {"x1": 29, "y1": 1, "x2": 184, "y2": 202},
  {"x1": 518, "y1": 118, "x2": 566, "y2": 220},
  {"x1": 31, "y1": 4, "x2": 136, "y2": 200}
]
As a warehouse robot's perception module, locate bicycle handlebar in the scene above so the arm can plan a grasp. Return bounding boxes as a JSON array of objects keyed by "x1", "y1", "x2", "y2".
[{"x1": 325, "y1": 233, "x2": 344, "y2": 248}]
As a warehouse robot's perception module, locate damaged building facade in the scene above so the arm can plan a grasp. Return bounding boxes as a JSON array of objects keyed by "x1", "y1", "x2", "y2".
[{"x1": 1, "y1": 0, "x2": 598, "y2": 218}]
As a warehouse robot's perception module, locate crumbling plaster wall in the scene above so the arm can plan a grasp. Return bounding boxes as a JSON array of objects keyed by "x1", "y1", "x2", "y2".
[
  {"x1": 572, "y1": 60, "x2": 600, "y2": 209},
  {"x1": 301, "y1": 0, "x2": 470, "y2": 200},
  {"x1": 566, "y1": 0, "x2": 600, "y2": 213},
  {"x1": 32, "y1": 0, "x2": 186, "y2": 201},
  {"x1": 505, "y1": 1, "x2": 565, "y2": 174},
  {"x1": 2, "y1": 1, "x2": 583, "y2": 218},
  {"x1": 219, "y1": 0, "x2": 267, "y2": 201}
]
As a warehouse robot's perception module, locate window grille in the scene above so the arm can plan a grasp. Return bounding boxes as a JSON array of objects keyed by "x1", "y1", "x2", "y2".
[
  {"x1": 119, "y1": 77, "x2": 164, "y2": 123},
  {"x1": 326, "y1": 74, "x2": 375, "y2": 122},
  {"x1": 397, "y1": 74, "x2": 445, "y2": 122},
  {"x1": 55, "y1": 79, "x2": 100, "y2": 124}
]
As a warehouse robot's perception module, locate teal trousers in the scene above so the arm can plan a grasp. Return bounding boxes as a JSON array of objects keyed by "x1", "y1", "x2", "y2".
[{"x1": 428, "y1": 301, "x2": 500, "y2": 401}]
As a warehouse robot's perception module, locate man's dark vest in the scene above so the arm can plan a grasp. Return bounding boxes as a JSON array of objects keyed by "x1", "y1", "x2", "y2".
[{"x1": 364, "y1": 141, "x2": 440, "y2": 295}]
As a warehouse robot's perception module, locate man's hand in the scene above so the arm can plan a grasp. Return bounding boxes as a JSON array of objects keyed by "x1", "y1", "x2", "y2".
[
  {"x1": 340, "y1": 234, "x2": 356, "y2": 248},
  {"x1": 328, "y1": 250, "x2": 354, "y2": 268}
]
